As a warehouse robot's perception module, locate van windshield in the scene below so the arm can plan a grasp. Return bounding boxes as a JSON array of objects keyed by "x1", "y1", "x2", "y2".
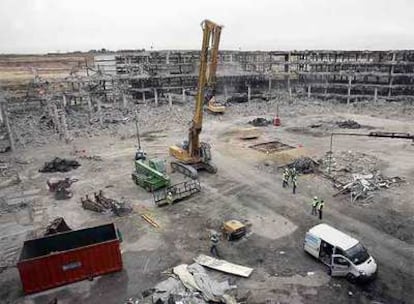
[{"x1": 345, "y1": 243, "x2": 370, "y2": 265}]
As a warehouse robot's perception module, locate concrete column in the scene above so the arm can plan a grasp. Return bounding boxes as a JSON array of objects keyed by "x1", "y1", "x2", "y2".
[
  {"x1": 154, "y1": 89, "x2": 158, "y2": 106},
  {"x1": 122, "y1": 93, "x2": 128, "y2": 109},
  {"x1": 268, "y1": 78, "x2": 272, "y2": 92},
  {"x1": 52, "y1": 103, "x2": 62, "y2": 135},
  {"x1": 347, "y1": 76, "x2": 352, "y2": 105},
  {"x1": 142, "y1": 91, "x2": 146, "y2": 104},
  {"x1": 247, "y1": 85, "x2": 251, "y2": 103},
  {"x1": 0, "y1": 101, "x2": 15, "y2": 151},
  {"x1": 59, "y1": 109, "x2": 70, "y2": 143},
  {"x1": 307, "y1": 85, "x2": 311, "y2": 98},
  {"x1": 87, "y1": 95, "x2": 92, "y2": 122},
  {"x1": 87, "y1": 95, "x2": 93, "y2": 112},
  {"x1": 374, "y1": 87, "x2": 378, "y2": 102},
  {"x1": 166, "y1": 51, "x2": 170, "y2": 64},
  {"x1": 182, "y1": 88, "x2": 186, "y2": 103},
  {"x1": 287, "y1": 78, "x2": 291, "y2": 97},
  {"x1": 388, "y1": 53, "x2": 396, "y2": 98},
  {"x1": 97, "y1": 98, "x2": 103, "y2": 126},
  {"x1": 62, "y1": 94, "x2": 67, "y2": 107},
  {"x1": 0, "y1": 102, "x2": 3, "y2": 124},
  {"x1": 168, "y1": 93, "x2": 173, "y2": 108},
  {"x1": 224, "y1": 86, "x2": 228, "y2": 101}
]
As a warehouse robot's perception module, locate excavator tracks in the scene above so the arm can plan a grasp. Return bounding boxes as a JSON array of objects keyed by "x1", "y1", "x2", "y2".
[{"x1": 171, "y1": 161, "x2": 199, "y2": 179}]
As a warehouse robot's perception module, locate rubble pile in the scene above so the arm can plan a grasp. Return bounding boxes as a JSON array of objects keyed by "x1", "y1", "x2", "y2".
[
  {"x1": 248, "y1": 117, "x2": 271, "y2": 127},
  {"x1": 81, "y1": 190, "x2": 132, "y2": 216},
  {"x1": 44, "y1": 217, "x2": 72, "y2": 236},
  {"x1": 39, "y1": 157, "x2": 80, "y2": 173},
  {"x1": 319, "y1": 151, "x2": 405, "y2": 201},
  {"x1": 287, "y1": 156, "x2": 319, "y2": 174},
  {"x1": 336, "y1": 119, "x2": 361, "y2": 129},
  {"x1": 334, "y1": 173, "x2": 405, "y2": 202}
]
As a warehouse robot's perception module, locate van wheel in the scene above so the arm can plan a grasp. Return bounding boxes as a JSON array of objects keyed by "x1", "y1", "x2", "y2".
[
  {"x1": 346, "y1": 273, "x2": 356, "y2": 283},
  {"x1": 327, "y1": 267, "x2": 332, "y2": 276}
]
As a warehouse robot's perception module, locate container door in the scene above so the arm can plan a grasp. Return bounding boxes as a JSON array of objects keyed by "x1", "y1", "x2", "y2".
[{"x1": 330, "y1": 254, "x2": 352, "y2": 277}]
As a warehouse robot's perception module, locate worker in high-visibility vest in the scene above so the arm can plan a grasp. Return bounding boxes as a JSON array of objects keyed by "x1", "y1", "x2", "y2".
[
  {"x1": 282, "y1": 168, "x2": 289, "y2": 188},
  {"x1": 166, "y1": 191, "x2": 174, "y2": 205},
  {"x1": 311, "y1": 196, "x2": 319, "y2": 216},
  {"x1": 292, "y1": 174, "x2": 297, "y2": 194},
  {"x1": 318, "y1": 200, "x2": 325, "y2": 220}
]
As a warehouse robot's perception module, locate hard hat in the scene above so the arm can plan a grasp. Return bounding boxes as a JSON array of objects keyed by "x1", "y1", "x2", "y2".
[{"x1": 314, "y1": 196, "x2": 318, "y2": 200}]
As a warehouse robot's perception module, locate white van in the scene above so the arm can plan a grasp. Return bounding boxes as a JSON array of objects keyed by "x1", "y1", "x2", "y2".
[{"x1": 304, "y1": 224, "x2": 377, "y2": 281}]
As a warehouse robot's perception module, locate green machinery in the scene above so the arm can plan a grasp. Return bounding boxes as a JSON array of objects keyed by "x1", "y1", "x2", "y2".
[{"x1": 131, "y1": 158, "x2": 171, "y2": 192}]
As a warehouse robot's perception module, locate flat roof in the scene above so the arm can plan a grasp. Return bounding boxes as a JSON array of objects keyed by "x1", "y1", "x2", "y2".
[{"x1": 308, "y1": 224, "x2": 359, "y2": 250}]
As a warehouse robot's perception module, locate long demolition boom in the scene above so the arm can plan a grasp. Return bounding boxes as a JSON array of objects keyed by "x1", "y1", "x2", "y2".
[{"x1": 188, "y1": 20, "x2": 223, "y2": 158}]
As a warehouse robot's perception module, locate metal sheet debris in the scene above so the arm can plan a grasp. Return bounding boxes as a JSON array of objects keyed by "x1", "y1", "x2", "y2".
[{"x1": 194, "y1": 254, "x2": 254, "y2": 278}]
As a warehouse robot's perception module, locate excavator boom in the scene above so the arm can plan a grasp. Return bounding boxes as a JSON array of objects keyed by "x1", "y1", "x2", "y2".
[
  {"x1": 169, "y1": 19, "x2": 222, "y2": 179},
  {"x1": 188, "y1": 20, "x2": 223, "y2": 157}
]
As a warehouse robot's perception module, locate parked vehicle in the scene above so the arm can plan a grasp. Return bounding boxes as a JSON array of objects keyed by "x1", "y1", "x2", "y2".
[{"x1": 303, "y1": 223, "x2": 377, "y2": 282}]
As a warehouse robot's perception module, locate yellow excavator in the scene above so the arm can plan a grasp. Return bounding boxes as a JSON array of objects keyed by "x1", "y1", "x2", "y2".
[{"x1": 169, "y1": 20, "x2": 222, "y2": 178}]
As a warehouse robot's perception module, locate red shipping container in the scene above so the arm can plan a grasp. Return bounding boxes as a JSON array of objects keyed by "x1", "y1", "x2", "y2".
[{"x1": 17, "y1": 223, "x2": 123, "y2": 294}]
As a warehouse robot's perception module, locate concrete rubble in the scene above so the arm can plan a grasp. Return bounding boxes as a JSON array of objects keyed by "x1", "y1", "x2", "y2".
[
  {"x1": 334, "y1": 173, "x2": 405, "y2": 202},
  {"x1": 320, "y1": 151, "x2": 405, "y2": 201}
]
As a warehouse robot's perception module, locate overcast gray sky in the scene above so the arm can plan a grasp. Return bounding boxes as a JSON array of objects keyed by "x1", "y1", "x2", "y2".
[{"x1": 0, "y1": 0, "x2": 413, "y2": 53}]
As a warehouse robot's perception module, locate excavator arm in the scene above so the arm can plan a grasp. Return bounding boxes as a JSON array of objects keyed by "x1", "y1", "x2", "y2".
[{"x1": 188, "y1": 20, "x2": 223, "y2": 158}]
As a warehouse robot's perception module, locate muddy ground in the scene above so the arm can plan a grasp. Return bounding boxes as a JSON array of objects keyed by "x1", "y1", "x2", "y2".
[{"x1": 0, "y1": 95, "x2": 413, "y2": 304}]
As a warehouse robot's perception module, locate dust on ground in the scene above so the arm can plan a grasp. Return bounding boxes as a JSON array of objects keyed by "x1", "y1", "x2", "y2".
[{"x1": 0, "y1": 95, "x2": 413, "y2": 304}]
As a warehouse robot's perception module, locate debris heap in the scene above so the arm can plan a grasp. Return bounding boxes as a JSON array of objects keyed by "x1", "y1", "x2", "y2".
[
  {"x1": 334, "y1": 173, "x2": 405, "y2": 202},
  {"x1": 287, "y1": 156, "x2": 319, "y2": 174},
  {"x1": 44, "y1": 217, "x2": 72, "y2": 236},
  {"x1": 319, "y1": 151, "x2": 405, "y2": 202},
  {"x1": 39, "y1": 157, "x2": 80, "y2": 173},
  {"x1": 127, "y1": 263, "x2": 239, "y2": 304},
  {"x1": 248, "y1": 117, "x2": 271, "y2": 127},
  {"x1": 336, "y1": 119, "x2": 361, "y2": 129}
]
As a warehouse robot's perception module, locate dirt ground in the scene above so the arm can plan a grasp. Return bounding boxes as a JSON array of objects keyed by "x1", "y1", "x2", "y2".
[{"x1": 0, "y1": 96, "x2": 413, "y2": 304}]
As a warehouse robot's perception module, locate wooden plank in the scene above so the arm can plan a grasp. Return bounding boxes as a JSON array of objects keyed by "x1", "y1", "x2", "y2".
[{"x1": 194, "y1": 254, "x2": 253, "y2": 277}]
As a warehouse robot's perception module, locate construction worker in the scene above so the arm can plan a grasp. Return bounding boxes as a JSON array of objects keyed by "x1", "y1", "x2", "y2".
[
  {"x1": 290, "y1": 167, "x2": 297, "y2": 181},
  {"x1": 210, "y1": 231, "x2": 220, "y2": 258},
  {"x1": 311, "y1": 196, "x2": 319, "y2": 215},
  {"x1": 292, "y1": 174, "x2": 297, "y2": 194},
  {"x1": 282, "y1": 168, "x2": 289, "y2": 188},
  {"x1": 166, "y1": 191, "x2": 173, "y2": 205},
  {"x1": 318, "y1": 200, "x2": 325, "y2": 220}
]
